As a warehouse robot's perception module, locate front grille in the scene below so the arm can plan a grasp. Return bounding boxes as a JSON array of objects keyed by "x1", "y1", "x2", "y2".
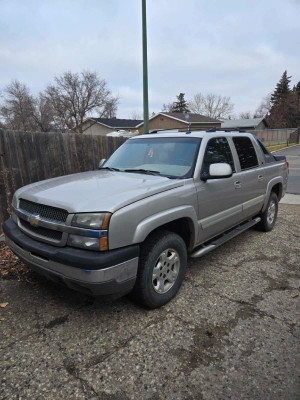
[
  {"x1": 19, "y1": 199, "x2": 68, "y2": 223},
  {"x1": 20, "y1": 219, "x2": 63, "y2": 242}
]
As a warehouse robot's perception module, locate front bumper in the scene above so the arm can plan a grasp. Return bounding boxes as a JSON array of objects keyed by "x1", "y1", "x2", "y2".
[{"x1": 3, "y1": 219, "x2": 139, "y2": 296}]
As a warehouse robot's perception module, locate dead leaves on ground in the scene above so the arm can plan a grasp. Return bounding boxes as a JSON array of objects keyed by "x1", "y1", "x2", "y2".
[{"x1": 0, "y1": 242, "x2": 31, "y2": 281}]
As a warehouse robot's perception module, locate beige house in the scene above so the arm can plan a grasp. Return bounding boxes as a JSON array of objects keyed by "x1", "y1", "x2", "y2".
[
  {"x1": 137, "y1": 112, "x2": 221, "y2": 134},
  {"x1": 78, "y1": 113, "x2": 221, "y2": 136},
  {"x1": 79, "y1": 118, "x2": 142, "y2": 136}
]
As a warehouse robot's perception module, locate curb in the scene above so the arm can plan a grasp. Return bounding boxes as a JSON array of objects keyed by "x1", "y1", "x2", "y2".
[
  {"x1": 271, "y1": 143, "x2": 300, "y2": 153},
  {"x1": 280, "y1": 193, "x2": 300, "y2": 205}
]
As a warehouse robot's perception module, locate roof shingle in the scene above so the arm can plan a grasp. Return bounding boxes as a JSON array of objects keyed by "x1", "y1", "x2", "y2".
[{"x1": 221, "y1": 118, "x2": 265, "y2": 129}]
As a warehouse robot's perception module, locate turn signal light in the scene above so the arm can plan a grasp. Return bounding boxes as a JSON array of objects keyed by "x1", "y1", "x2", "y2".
[{"x1": 100, "y1": 237, "x2": 108, "y2": 251}]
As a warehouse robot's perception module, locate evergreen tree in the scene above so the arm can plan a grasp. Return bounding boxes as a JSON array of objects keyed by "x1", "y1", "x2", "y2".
[
  {"x1": 268, "y1": 71, "x2": 300, "y2": 128},
  {"x1": 171, "y1": 93, "x2": 190, "y2": 113},
  {"x1": 270, "y1": 70, "x2": 291, "y2": 106},
  {"x1": 294, "y1": 81, "x2": 300, "y2": 99}
]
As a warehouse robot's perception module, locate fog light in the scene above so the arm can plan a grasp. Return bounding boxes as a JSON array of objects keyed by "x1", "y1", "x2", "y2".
[{"x1": 68, "y1": 234, "x2": 99, "y2": 250}]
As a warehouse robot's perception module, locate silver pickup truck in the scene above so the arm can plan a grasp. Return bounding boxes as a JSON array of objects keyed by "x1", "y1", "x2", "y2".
[{"x1": 3, "y1": 130, "x2": 289, "y2": 308}]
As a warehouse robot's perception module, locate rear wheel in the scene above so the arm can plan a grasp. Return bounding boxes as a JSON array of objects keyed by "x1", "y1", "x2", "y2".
[
  {"x1": 132, "y1": 230, "x2": 187, "y2": 309},
  {"x1": 257, "y1": 192, "x2": 278, "y2": 232}
]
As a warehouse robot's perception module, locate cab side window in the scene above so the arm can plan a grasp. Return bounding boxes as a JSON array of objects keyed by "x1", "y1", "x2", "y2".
[
  {"x1": 202, "y1": 137, "x2": 235, "y2": 174},
  {"x1": 232, "y1": 137, "x2": 259, "y2": 170}
]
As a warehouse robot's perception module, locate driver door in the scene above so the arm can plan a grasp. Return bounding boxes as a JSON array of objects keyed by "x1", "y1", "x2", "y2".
[{"x1": 194, "y1": 137, "x2": 243, "y2": 243}]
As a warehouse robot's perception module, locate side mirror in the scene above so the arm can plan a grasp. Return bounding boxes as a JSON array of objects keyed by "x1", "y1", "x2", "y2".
[
  {"x1": 201, "y1": 163, "x2": 233, "y2": 181},
  {"x1": 98, "y1": 158, "x2": 106, "y2": 169}
]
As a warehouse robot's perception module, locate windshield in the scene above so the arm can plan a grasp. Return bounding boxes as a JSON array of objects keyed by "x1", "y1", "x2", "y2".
[{"x1": 103, "y1": 137, "x2": 201, "y2": 179}]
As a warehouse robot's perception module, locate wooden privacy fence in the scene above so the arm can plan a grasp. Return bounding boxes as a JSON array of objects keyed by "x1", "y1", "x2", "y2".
[
  {"x1": 254, "y1": 128, "x2": 297, "y2": 146},
  {"x1": 0, "y1": 129, "x2": 126, "y2": 232}
]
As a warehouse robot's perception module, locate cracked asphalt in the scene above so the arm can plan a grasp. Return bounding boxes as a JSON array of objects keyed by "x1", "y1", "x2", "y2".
[{"x1": 1, "y1": 203, "x2": 299, "y2": 400}]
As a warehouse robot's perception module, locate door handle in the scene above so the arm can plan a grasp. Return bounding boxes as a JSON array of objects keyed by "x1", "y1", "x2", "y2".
[
  {"x1": 234, "y1": 181, "x2": 242, "y2": 189},
  {"x1": 258, "y1": 175, "x2": 264, "y2": 181}
]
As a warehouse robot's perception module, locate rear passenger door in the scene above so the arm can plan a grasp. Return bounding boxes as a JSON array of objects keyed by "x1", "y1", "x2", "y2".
[{"x1": 231, "y1": 136, "x2": 265, "y2": 219}]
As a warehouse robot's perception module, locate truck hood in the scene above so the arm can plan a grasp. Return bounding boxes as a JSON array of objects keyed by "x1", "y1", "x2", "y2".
[{"x1": 16, "y1": 170, "x2": 184, "y2": 213}]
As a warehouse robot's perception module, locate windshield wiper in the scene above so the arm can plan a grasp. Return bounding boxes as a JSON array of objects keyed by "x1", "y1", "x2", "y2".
[
  {"x1": 124, "y1": 168, "x2": 161, "y2": 176},
  {"x1": 99, "y1": 167, "x2": 120, "y2": 172}
]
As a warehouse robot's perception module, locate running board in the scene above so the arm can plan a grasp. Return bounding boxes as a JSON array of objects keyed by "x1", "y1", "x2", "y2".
[{"x1": 190, "y1": 217, "x2": 261, "y2": 259}]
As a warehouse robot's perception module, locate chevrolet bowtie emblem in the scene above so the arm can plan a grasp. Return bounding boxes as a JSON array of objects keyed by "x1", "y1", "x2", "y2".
[{"x1": 28, "y1": 215, "x2": 40, "y2": 227}]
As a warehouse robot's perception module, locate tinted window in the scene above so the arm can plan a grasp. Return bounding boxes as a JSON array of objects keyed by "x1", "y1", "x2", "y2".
[
  {"x1": 232, "y1": 137, "x2": 258, "y2": 170},
  {"x1": 202, "y1": 137, "x2": 235, "y2": 174},
  {"x1": 257, "y1": 139, "x2": 269, "y2": 155},
  {"x1": 256, "y1": 139, "x2": 275, "y2": 163}
]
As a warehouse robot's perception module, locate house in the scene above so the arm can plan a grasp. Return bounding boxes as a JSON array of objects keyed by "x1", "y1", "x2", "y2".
[
  {"x1": 137, "y1": 112, "x2": 221, "y2": 134},
  {"x1": 80, "y1": 118, "x2": 143, "y2": 136},
  {"x1": 221, "y1": 117, "x2": 268, "y2": 131}
]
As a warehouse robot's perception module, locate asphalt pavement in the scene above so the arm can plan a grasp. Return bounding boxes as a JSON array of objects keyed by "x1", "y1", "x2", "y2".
[
  {"x1": 274, "y1": 145, "x2": 300, "y2": 194},
  {"x1": 1, "y1": 204, "x2": 299, "y2": 400}
]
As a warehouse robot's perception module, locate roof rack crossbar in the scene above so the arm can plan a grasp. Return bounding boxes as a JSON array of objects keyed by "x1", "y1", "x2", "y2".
[{"x1": 147, "y1": 127, "x2": 247, "y2": 134}]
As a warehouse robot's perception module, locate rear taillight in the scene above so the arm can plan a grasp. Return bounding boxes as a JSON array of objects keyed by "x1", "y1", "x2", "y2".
[{"x1": 286, "y1": 160, "x2": 289, "y2": 173}]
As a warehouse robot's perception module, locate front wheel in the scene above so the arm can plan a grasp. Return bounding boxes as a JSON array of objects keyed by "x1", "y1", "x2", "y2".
[
  {"x1": 132, "y1": 230, "x2": 187, "y2": 309},
  {"x1": 257, "y1": 192, "x2": 278, "y2": 232}
]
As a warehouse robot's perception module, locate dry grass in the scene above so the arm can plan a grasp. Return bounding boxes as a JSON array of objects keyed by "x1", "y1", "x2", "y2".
[{"x1": 267, "y1": 143, "x2": 290, "y2": 152}]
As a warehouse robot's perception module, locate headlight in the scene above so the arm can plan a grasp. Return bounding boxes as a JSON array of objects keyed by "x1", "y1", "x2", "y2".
[
  {"x1": 72, "y1": 213, "x2": 111, "y2": 230},
  {"x1": 67, "y1": 234, "x2": 100, "y2": 251},
  {"x1": 69, "y1": 212, "x2": 111, "y2": 251}
]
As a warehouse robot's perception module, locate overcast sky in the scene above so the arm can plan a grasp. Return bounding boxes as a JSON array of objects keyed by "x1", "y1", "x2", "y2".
[{"x1": 1, "y1": 0, "x2": 299, "y2": 118}]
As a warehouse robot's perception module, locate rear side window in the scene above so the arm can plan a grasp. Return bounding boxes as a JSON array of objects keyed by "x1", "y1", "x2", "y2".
[
  {"x1": 256, "y1": 139, "x2": 275, "y2": 163},
  {"x1": 202, "y1": 137, "x2": 235, "y2": 174},
  {"x1": 257, "y1": 139, "x2": 269, "y2": 155},
  {"x1": 232, "y1": 137, "x2": 258, "y2": 170}
]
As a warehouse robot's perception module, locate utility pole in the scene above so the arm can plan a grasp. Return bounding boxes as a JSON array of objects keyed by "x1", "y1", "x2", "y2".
[{"x1": 142, "y1": 0, "x2": 149, "y2": 133}]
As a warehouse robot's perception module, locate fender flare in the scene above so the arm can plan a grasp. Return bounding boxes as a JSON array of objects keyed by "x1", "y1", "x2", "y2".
[
  {"x1": 132, "y1": 205, "x2": 198, "y2": 249},
  {"x1": 262, "y1": 176, "x2": 283, "y2": 212}
]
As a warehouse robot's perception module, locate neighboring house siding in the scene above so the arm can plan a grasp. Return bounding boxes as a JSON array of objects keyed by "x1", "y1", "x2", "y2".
[
  {"x1": 81, "y1": 121, "x2": 113, "y2": 136},
  {"x1": 138, "y1": 115, "x2": 221, "y2": 134},
  {"x1": 189, "y1": 123, "x2": 221, "y2": 130},
  {"x1": 255, "y1": 120, "x2": 267, "y2": 130},
  {"x1": 138, "y1": 115, "x2": 187, "y2": 134}
]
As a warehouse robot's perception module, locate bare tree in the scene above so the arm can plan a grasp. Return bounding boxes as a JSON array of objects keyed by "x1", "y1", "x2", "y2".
[
  {"x1": 32, "y1": 94, "x2": 56, "y2": 132},
  {"x1": 239, "y1": 111, "x2": 252, "y2": 119},
  {"x1": 45, "y1": 71, "x2": 118, "y2": 132},
  {"x1": 162, "y1": 103, "x2": 174, "y2": 112},
  {"x1": 130, "y1": 111, "x2": 142, "y2": 120},
  {"x1": 189, "y1": 93, "x2": 234, "y2": 119},
  {"x1": 0, "y1": 80, "x2": 36, "y2": 131},
  {"x1": 101, "y1": 97, "x2": 119, "y2": 119},
  {"x1": 188, "y1": 93, "x2": 205, "y2": 114},
  {"x1": 254, "y1": 94, "x2": 271, "y2": 118}
]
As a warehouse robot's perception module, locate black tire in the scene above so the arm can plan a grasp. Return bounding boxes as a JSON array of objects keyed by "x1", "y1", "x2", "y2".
[
  {"x1": 132, "y1": 230, "x2": 187, "y2": 309},
  {"x1": 257, "y1": 192, "x2": 278, "y2": 232}
]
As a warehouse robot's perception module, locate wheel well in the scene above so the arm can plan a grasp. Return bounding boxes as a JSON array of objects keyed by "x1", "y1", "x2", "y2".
[
  {"x1": 144, "y1": 218, "x2": 194, "y2": 251},
  {"x1": 271, "y1": 183, "x2": 282, "y2": 200}
]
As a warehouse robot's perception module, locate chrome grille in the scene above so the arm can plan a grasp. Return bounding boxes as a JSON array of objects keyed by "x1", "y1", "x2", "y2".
[
  {"x1": 20, "y1": 219, "x2": 63, "y2": 242},
  {"x1": 19, "y1": 199, "x2": 68, "y2": 223}
]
